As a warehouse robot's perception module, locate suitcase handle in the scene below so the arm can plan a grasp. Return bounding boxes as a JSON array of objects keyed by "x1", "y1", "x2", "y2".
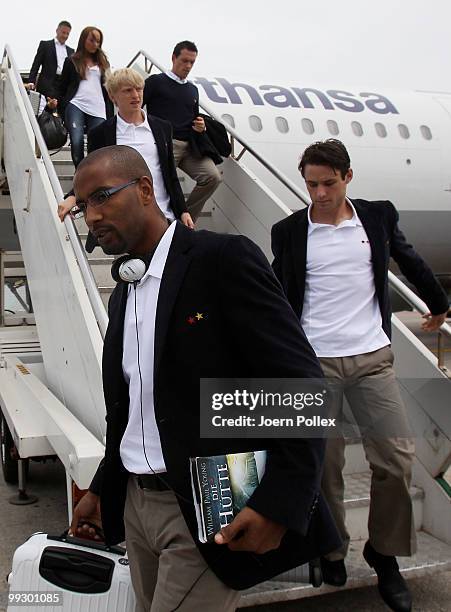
[
  {"x1": 47, "y1": 532, "x2": 126, "y2": 556},
  {"x1": 39, "y1": 546, "x2": 116, "y2": 594}
]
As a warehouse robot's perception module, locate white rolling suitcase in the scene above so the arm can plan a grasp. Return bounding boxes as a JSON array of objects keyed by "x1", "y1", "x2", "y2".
[{"x1": 7, "y1": 532, "x2": 136, "y2": 611}]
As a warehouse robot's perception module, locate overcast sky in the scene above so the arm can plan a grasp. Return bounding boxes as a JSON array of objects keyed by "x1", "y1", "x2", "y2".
[{"x1": 1, "y1": 0, "x2": 450, "y2": 92}]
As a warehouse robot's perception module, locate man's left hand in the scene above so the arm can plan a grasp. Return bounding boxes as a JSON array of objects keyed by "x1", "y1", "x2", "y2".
[
  {"x1": 421, "y1": 311, "x2": 448, "y2": 332},
  {"x1": 214, "y1": 506, "x2": 287, "y2": 554},
  {"x1": 192, "y1": 116, "x2": 206, "y2": 133}
]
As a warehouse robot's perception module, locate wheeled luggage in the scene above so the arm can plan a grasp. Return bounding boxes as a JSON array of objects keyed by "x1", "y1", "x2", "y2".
[{"x1": 7, "y1": 532, "x2": 136, "y2": 611}]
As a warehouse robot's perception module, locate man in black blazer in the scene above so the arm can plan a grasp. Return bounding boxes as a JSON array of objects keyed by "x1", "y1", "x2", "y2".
[
  {"x1": 28, "y1": 21, "x2": 74, "y2": 99},
  {"x1": 69, "y1": 145, "x2": 341, "y2": 611},
  {"x1": 271, "y1": 139, "x2": 448, "y2": 612},
  {"x1": 57, "y1": 68, "x2": 192, "y2": 251}
]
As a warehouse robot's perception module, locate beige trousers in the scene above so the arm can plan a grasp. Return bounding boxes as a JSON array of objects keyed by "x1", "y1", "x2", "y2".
[
  {"x1": 320, "y1": 346, "x2": 416, "y2": 560},
  {"x1": 124, "y1": 477, "x2": 241, "y2": 612},
  {"x1": 172, "y1": 139, "x2": 222, "y2": 221}
]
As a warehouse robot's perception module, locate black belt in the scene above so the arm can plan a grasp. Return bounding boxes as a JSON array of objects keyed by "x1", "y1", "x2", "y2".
[{"x1": 133, "y1": 473, "x2": 171, "y2": 492}]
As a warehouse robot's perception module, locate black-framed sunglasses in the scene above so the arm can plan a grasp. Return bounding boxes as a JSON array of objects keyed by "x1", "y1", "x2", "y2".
[{"x1": 71, "y1": 178, "x2": 140, "y2": 217}]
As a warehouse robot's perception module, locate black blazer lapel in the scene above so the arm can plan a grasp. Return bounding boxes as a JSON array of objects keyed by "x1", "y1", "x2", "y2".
[
  {"x1": 154, "y1": 223, "x2": 194, "y2": 378},
  {"x1": 147, "y1": 116, "x2": 169, "y2": 181},
  {"x1": 49, "y1": 40, "x2": 58, "y2": 72},
  {"x1": 104, "y1": 116, "x2": 118, "y2": 147},
  {"x1": 290, "y1": 210, "x2": 309, "y2": 313},
  {"x1": 103, "y1": 281, "x2": 128, "y2": 400},
  {"x1": 352, "y1": 200, "x2": 385, "y2": 291}
]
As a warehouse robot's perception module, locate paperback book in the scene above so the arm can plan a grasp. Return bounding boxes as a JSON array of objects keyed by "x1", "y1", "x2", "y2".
[{"x1": 190, "y1": 450, "x2": 267, "y2": 543}]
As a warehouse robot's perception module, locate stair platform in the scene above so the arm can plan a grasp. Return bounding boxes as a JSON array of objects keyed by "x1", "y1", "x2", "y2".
[{"x1": 239, "y1": 531, "x2": 451, "y2": 607}]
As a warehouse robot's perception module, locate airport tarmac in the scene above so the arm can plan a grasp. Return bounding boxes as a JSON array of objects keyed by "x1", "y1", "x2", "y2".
[{"x1": 1, "y1": 459, "x2": 450, "y2": 611}]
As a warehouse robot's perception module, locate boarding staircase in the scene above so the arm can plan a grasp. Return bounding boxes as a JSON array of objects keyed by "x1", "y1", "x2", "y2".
[{"x1": 1, "y1": 45, "x2": 451, "y2": 606}]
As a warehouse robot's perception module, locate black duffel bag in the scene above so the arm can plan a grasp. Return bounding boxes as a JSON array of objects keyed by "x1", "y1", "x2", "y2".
[
  {"x1": 200, "y1": 114, "x2": 232, "y2": 158},
  {"x1": 37, "y1": 108, "x2": 67, "y2": 150}
]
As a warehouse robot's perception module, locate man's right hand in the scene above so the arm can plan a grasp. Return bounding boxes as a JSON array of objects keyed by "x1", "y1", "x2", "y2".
[
  {"x1": 25, "y1": 83, "x2": 35, "y2": 91},
  {"x1": 58, "y1": 195, "x2": 76, "y2": 221},
  {"x1": 69, "y1": 491, "x2": 103, "y2": 541}
]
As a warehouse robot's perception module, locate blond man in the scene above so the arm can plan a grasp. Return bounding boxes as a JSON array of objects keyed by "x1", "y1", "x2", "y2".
[{"x1": 58, "y1": 68, "x2": 193, "y2": 247}]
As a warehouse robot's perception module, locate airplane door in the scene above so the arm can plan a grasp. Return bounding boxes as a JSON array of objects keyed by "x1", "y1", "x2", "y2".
[
  {"x1": 434, "y1": 95, "x2": 451, "y2": 117},
  {"x1": 433, "y1": 96, "x2": 451, "y2": 197}
]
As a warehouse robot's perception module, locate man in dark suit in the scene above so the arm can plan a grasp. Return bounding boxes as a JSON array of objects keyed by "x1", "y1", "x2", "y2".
[
  {"x1": 271, "y1": 139, "x2": 448, "y2": 612},
  {"x1": 28, "y1": 21, "x2": 74, "y2": 100},
  {"x1": 57, "y1": 68, "x2": 192, "y2": 251},
  {"x1": 69, "y1": 145, "x2": 341, "y2": 611}
]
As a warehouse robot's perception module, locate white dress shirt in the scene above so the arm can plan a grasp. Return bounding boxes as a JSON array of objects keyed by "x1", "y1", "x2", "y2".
[
  {"x1": 116, "y1": 111, "x2": 175, "y2": 221},
  {"x1": 54, "y1": 39, "x2": 68, "y2": 75},
  {"x1": 301, "y1": 199, "x2": 390, "y2": 357},
  {"x1": 120, "y1": 221, "x2": 177, "y2": 474}
]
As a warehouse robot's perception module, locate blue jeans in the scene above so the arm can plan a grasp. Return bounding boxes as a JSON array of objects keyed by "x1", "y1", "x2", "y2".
[{"x1": 65, "y1": 103, "x2": 105, "y2": 167}]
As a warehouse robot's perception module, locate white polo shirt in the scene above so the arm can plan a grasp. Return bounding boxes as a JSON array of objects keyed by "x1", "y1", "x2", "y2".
[
  {"x1": 301, "y1": 200, "x2": 389, "y2": 358},
  {"x1": 116, "y1": 111, "x2": 175, "y2": 221},
  {"x1": 120, "y1": 221, "x2": 177, "y2": 474}
]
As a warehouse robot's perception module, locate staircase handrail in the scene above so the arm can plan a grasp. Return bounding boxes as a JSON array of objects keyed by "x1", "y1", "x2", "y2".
[
  {"x1": 2, "y1": 45, "x2": 108, "y2": 338},
  {"x1": 389, "y1": 270, "x2": 451, "y2": 340}
]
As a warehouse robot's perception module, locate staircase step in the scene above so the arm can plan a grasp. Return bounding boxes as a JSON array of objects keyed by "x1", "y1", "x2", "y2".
[
  {"x1": 53, "y1": 161, "x2": 75, "y2": 177},
  {"x1": 52, "y1": 159, "x2": 74, "y2": 166},
  {"x1": 343, "y1": 471, "x2": 424, "y2": 541},
  {"x1": 239, "y1": 531, "x2": 451, "y2": 607},
  {"x1": 0, "y1": 194, "x2": 13, "y2": 209},
  {"x1": 98, "y1": 286, "x2": 114, "y2": 309},
  {"x1": 90, "y1": 264, "x2": 115, "y2": 286},
  {"x1": 344, "y1": 439, "x2": 367, "y2": 474},
  {"x1": 87, "y1": 257, "x2": 115, "y2": 265},
  {"x1": 58, "y1": 177, "x2": 73, "y2": 193}
]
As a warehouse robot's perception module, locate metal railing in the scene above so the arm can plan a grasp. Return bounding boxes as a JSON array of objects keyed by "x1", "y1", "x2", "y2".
[
  {"x1": 389, "y1": 271, "x2": 451, "y2": 372},
  {"x1": 2, "y1": 45, "x2": 108, "y2": 338},
  {"x1": 127, "y1": 50, "x2": 312, "y2": 208}
]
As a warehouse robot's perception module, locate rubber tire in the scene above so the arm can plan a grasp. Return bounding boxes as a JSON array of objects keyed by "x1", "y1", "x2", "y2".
[{"x1": 1, "y1": 411, "x2": 19, "y2": 484}]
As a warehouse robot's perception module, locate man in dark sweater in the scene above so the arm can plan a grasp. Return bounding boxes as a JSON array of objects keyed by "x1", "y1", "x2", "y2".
[{"x1": 143, "y1": 41, "x2": 222, "y2": 221}]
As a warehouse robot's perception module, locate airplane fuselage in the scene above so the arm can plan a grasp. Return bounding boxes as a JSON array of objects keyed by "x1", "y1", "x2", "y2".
[{"x1": 194, "y1": 77, "x2": 451, "y2": 276}]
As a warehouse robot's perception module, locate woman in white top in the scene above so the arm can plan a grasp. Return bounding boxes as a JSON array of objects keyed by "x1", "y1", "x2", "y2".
[{"x1": 58, "y1": 26, "x2": 113, "y2": 167}]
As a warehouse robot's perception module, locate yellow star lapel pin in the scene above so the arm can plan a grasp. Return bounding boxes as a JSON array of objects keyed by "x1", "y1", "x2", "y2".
[{"x1": 187, "y1": 312, "x2": 206, "y2": 326}]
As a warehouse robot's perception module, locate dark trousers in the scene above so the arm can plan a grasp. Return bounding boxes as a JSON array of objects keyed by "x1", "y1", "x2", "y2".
[{"x1": 65, "y1": 103, "x2": 104, "y2": 167}]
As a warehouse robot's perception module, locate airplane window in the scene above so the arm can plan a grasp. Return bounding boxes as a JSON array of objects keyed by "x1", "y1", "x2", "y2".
[
  {"x1": 327, "y1": 120, "x2": 339, "y2": 135},
  {"x1": 420, "y1": 125, "x2": 433, "y2": 140},
  {"x1": 375, "y1": 123, "x2": 387, "y2": 138},
  {"x1": 249, "y1": 115, "x2": 263, "y2": 132},
  {"x1": 302, "y1": 118, "x2": 314, "y2": 135},
  {"x1": 398, "y1": 124, "x2": 410, "y2": 139},
  {"x1": 221, "y1": 114, "x2": 235, "y2": 128},
  {"x1": 276, "y1": 117, "x2": 289, "y2": 133},
  {"x1": 351, "y1": 121, "x2": 363, "y2": 137}
]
